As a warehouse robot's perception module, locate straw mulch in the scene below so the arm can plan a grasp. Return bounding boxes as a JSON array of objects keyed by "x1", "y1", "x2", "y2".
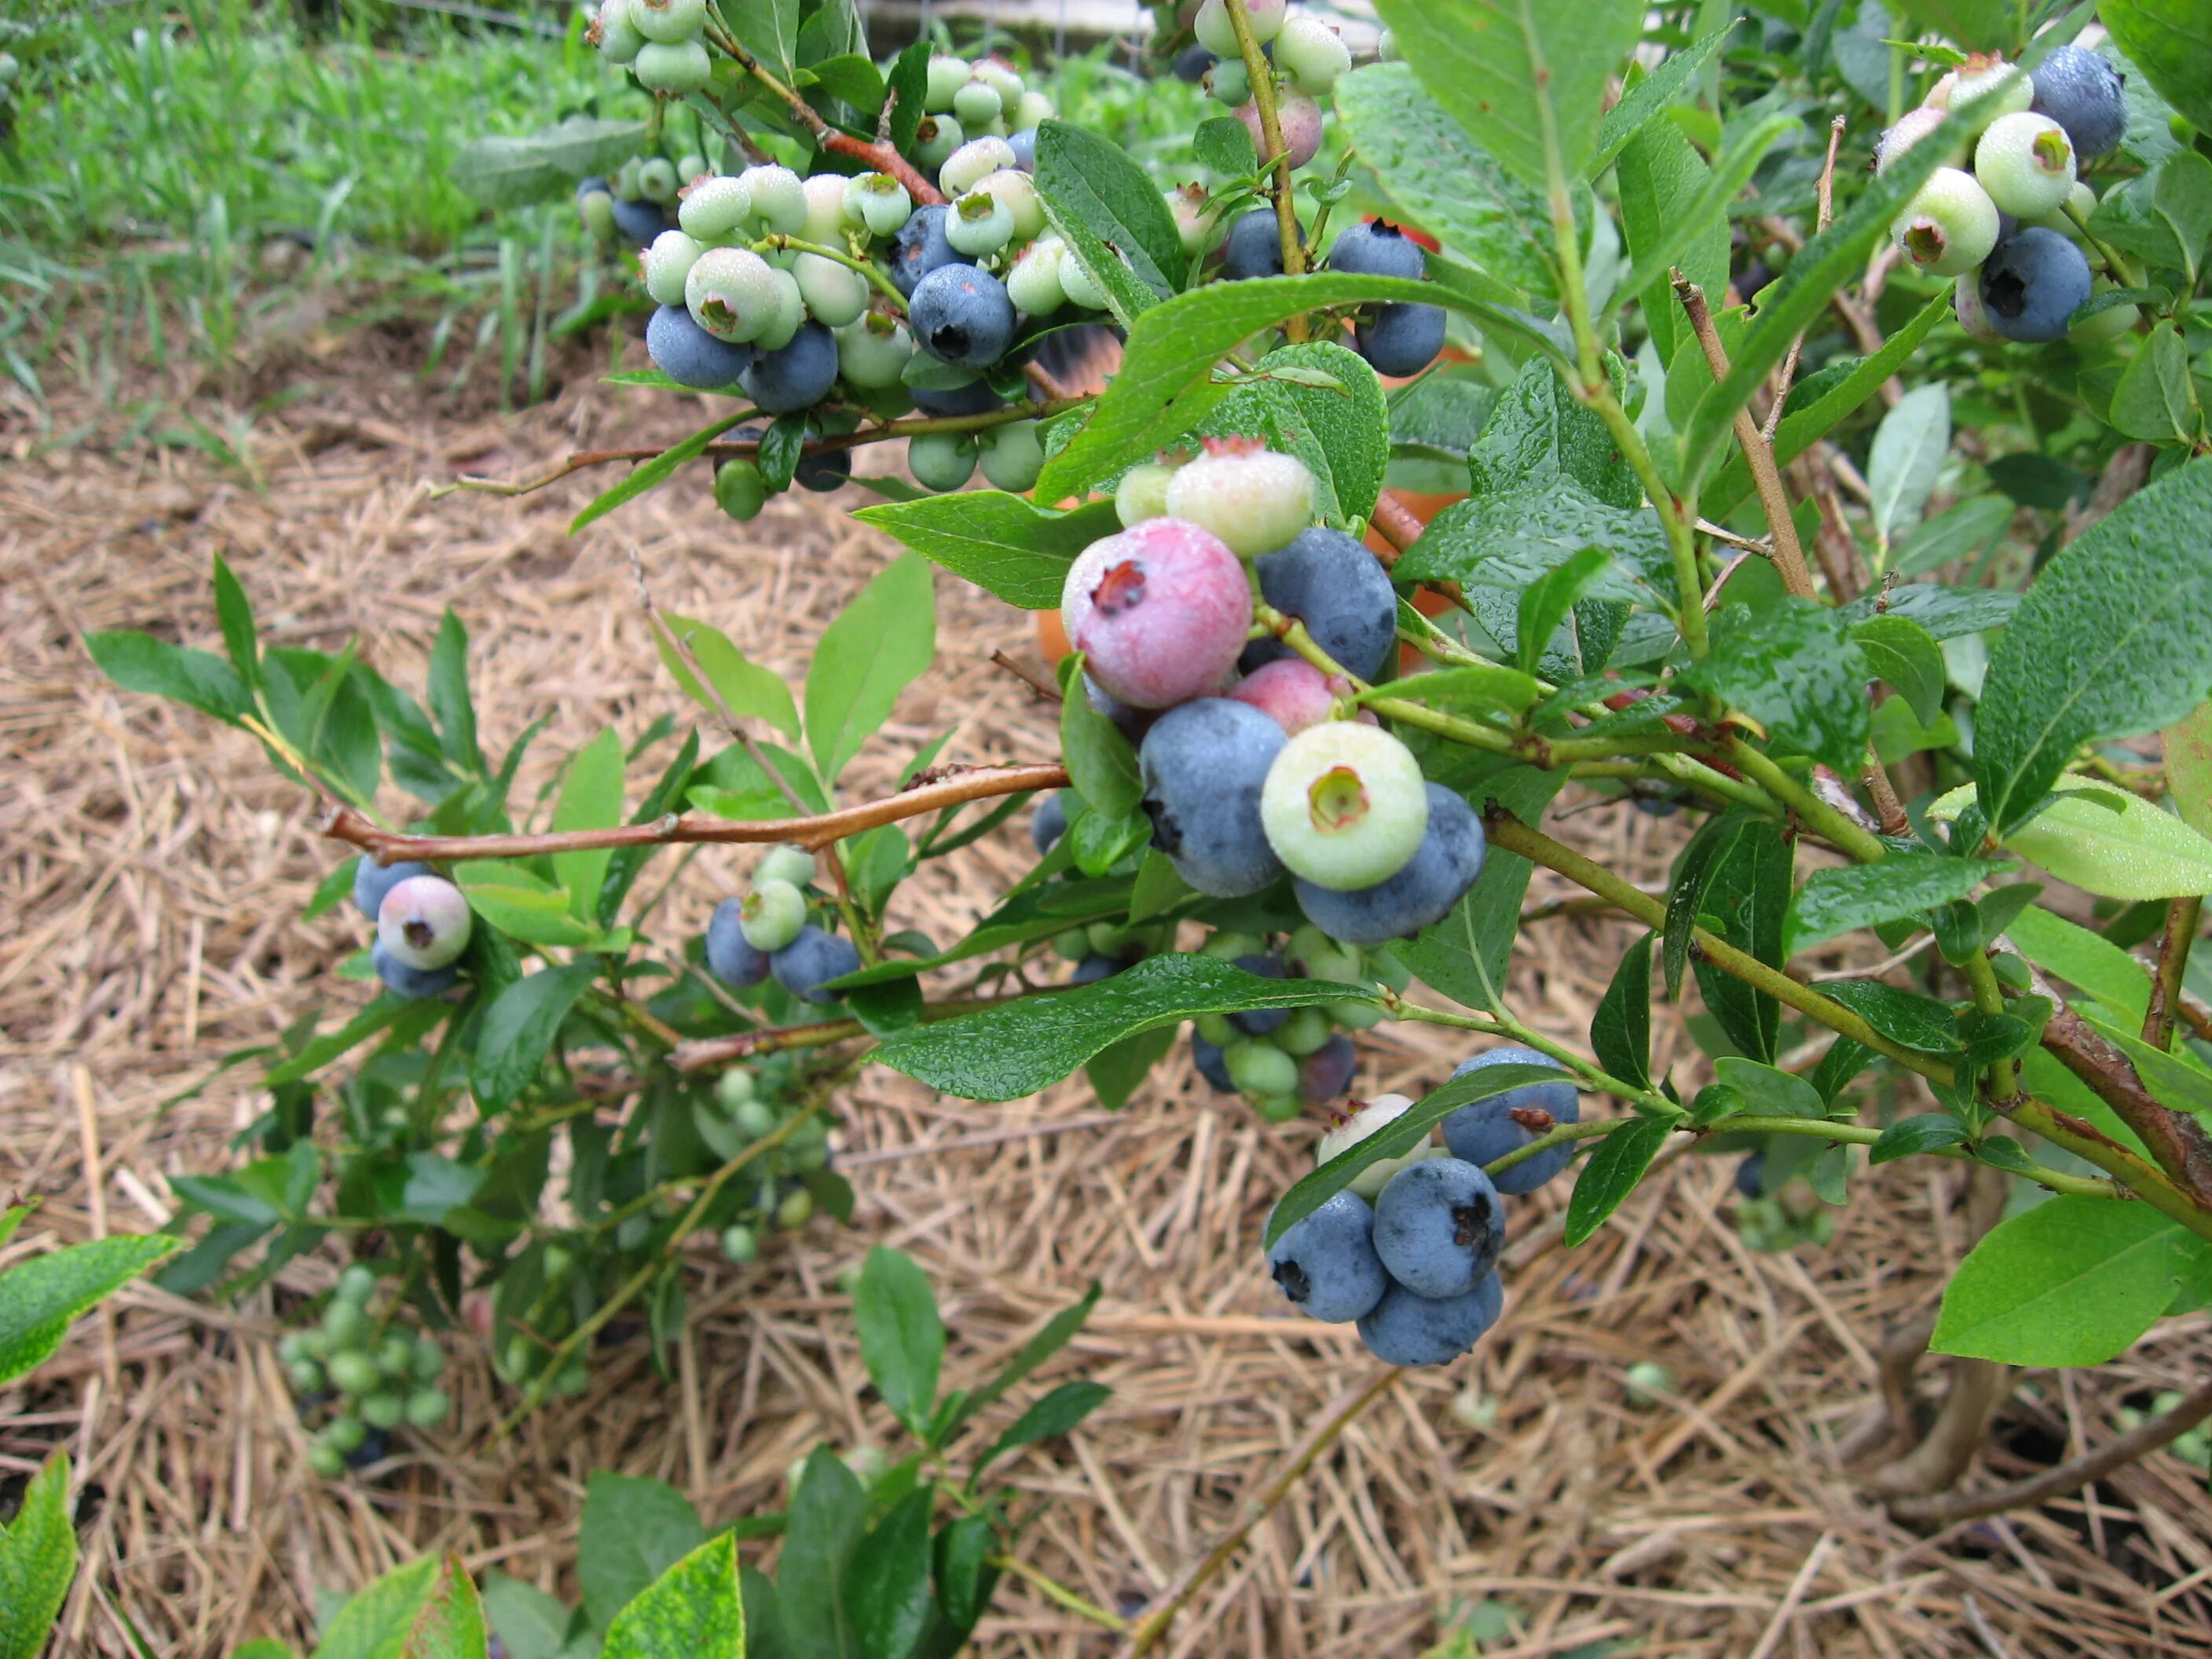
[{"x1": 3, "y1": 333, "x2": 2208, "y2": 1659}]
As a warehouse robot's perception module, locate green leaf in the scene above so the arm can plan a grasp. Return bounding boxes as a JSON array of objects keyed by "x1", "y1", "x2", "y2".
[
  {"x1": 1032, "y1": 121, "x2": 1185, "y2": 323},
  {"x1": 1589, "y1": 23, "x2": 1735, "y2": 173},
  {"x1": 1374, "y1": 663, "x2": 1542, "y2": 718},
  {"x1": 2165, "y1": 698, "x2": 2212, "y2": 837},
  {"x1": 1890, "y1": 0, "x2": 2023, "y2": 52},
  {"x1": 1785, "y1": 854, "x2": 2010, "y2": 958},
  {"x1": 84, "y1": 630, "x2": 248, "y2": 723},
  {"x1": 1975, "y1": 460, "x2": 2212, "y2": 833},
  {"x1": 975, "y1": 1379, "x2": 1110, "y2": 1479},
  {"x1": 1619, "y1": 112, "x2": 1797, "y2": 307},
  {"x1": 654, "y1": 612, "x2": 804, "y2": 739},
  {"x1": 471, "y1": 963, "x2": 602, "y2": 1114},
  {"x1": 1563, "y1": 1115, "x2": 1675, "y2": 1246},
  {"x1": 1264, "y1": 1063, "x2": 1578, "y2": 1247},
  {"x1": 1933, "y1": 1196, "x2": 2189, "y2": 1365},
  {"x1": 1690, "y1": 817, "x2": 1793, "y2": 1064},
  {"x1": 1333, "y1": 63, "x2": 1559, "y2": 299},
  {"x1": 602, "y1": 1535, "x2": 742, "y2": 1659},
  {"x1": 1866, "y1": 384, "x2": 1950, "y2": 541},
  {"x1": 855, "y1": 1247, "x2": 943, "y2": 1437},
  {"x1": 1822, "y1": 978, "x2": 1966, "y2": 1054},
  {"x1": 1067, "y1": 805, "x2": 1148, "y2": 877},
  {"x1": 573, "y1": 411, "x2": 757, "y2": 534},
  {"x1": 312, "y1": 1558, "x2": 441, "y2": 1659},
  {"x1": 1712, "y1": 1057, "x2": 1826, "y2": 1119},
  {"x1": 727, "y1": 0, "x2": 798, "y2": 75},
  {"x1": 852, "y1": 494, "x2": 1119, "y2": 610},
  {"x1": 1057, "y1": 655, "x2": 1143, "y2": 819},
  {"x1": 1367, "y1": 0, "x2": 1646, "y2": 192},
  {"x1": 1616, "y1": 113, "x2": 1730, "y2": 366},
  {"x1": 551, "y1": 730, "x2": 624, "y2": 925},
  {"x1": 1034, "y1": 272, "x2": 1551, "y2": 504},
  {"x1": 1682, "y1": 599, "x2": 1871, "y2": 775},
  {"x1": 2081, "y1": 1012, "x2": 2212, "y2": 1120},
  {"x1": 2100, "y1": 0, "x2": 2212, "y2": 137},
  {"x1": 1193, "y1": 114, "x2": 1258, "y2": 177},
  {"x1": 0, "y1": 1453, "x2": 75, "y2": 1659},
  {"x1": 877, "y1": 954, "x2": 1375, "y2": 1101},
  {"x1": 263, "y1": 994, "x2": 445, "y2": 1087},
  {"x1": 1843, "y1": 581, "x2": 2021, "y2": 642},
  {"x1": 848, "y1": 1489, "x2": 932, "y2": 1659},
  {"x1": 1851, "y1": 615, "x2": 1949, "y2": 727},
  {"x1": 449, "y1": 115, "x2": 650, "y2": 209},
  {"x1": 1393, "y1": 485, "x2": 1667, "y2": 603},
  {"x1": 808, "y1": 554, "x2": 936, "y2": 782},
  {"x1": 1514, "y1": 547, "x2": 1613, "y2": 676},
  {"x1": 578, "y1": 1475, "x2": 706, "y2": 1635},
  {"x1": 455, "y1": 863, "x2": 624, "y2": 950},
  {"x1": 0, "y1": 1232, "x2": 179, "y2": 1386},
  {"x1": 1933, "y1": 777, "x2": 2212, "y2": 901},
  {"x1": 1869, "y1": 1113, "x2": 1969, "y2": 1163},
  {"x1": 1661, "y1": 811, "x2": 1743, "y2": 998},
  {"x1": 1085, "y1": 1023, "x2": 1179, "y2": 1111},
  {"x1": 481, "y1": 1574, "x2": 571, "y2": 1659},
  {"x1": 1589, "y1": 932, "x2": 1654, "y2": 1092},
  {"x1": 780, "y1": 1449, "x2": 866, "y2": 1659},
  {"x1": 427, "y1": 612, "x2": 485, "y2": 778},
  {"x1": 1205, "y1": 342, "x2": 1390, "y2": 526},
  {"x1": 396, "y1": 1558, "x2": 489, "y2": 1659},
  {"x1": 1705, "y1": 294, "x2": 1954, "y2": 522},
  {"x1": 1682, "y1": 124, "x2": 1956, "y2": 486},
  {"x1": 2110, "y1": 320, "x2": 2200, "y2": 443},
  {"x1": 1893, "y1": 494, "x2": 2015, "y2": 580}
]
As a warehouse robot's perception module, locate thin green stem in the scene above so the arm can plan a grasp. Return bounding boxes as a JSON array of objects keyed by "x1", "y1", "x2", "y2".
[
  {"x1": 2063, "y1": 196, "x2": 2141, "y2": 290},
  {"x1": 1584, "y1": 388, "x2": 1712, "y2": 662},
  {"x1": 758, "y1": 233, "x2": 907, "y2": 313},
  {"x1": 993, "y1": 1556, "x2": 1126, "y2": 1631},
  {"x1": 1961, "y1": 950, "x2": 2019, "y2": 1104},
  {"x1": 1723, "y1": 738, "x2": 1888, "y2": 862},
  {"x1": 1222, "y1": 0, "x2": 1305, "y2": 301}
]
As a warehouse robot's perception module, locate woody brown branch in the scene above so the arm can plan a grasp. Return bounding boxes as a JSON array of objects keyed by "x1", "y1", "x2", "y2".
[{"x1": 325, "y1": 764, "x2": 1069, "y2": 862}]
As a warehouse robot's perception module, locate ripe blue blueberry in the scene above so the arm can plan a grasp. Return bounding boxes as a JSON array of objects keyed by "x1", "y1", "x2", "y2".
[
  {"x1": 741, "y1": 320, "x2": 839, "y2": 413},
  {"x1": 1249, "y1": 526, "x2": 1398, "y2": 683},
  {"x1": 795, "y1": 447, "x2": 852, "y2": 493},
  {"x1": 1267, "y1": 1190, "x2": 1390, "y2": 1323},
  {"x1": 372, "y1": 941, "x2": 458, "y2": 999},
  {"x1": 1006, "y1": 127, "x2": 1038, "y2": 170},
  {"x1": 889, "y1": 206, "x2": 960, "y2": 298},
  {"x1": 646, "y1": 305, "x2": 754, "y2": 389},
  {"x1": 705, "y1": 896, "x2": 771, "y2": 987},
  {"x1": 771, "y1": 925, "x2": 862, "y2": 1003},
  {"x1": 1031, "y1": 793, "x2": 1069, "y2": 855},
  {"x1": 1328, "y1": 220, "x2": 1426, "y2": 280},
  {"x1": 907, "y1": 376, "x2": 1005, "y2": 417},
  {"x1": 1227, "y1": 954, "x2": 1290, "y2": 1035},
  {"x1": 1294, "y1": 782, "x2": 1486, "y2": 947},
  {"x1": 1191, "y1": 1033, "x2": 1236, "y2": 1093},
  {"x1": 1172, "y1": 43, "x2": 1217, "y2": 83},
  {"x1": 1977, "y1": 225, "x2": 2093, "y2": 342},
  {"x1": 1354, "y1": 303, "x2": 1446, "y2": 377},
  {"x1": 1371, "y1": 1155, "x2": 1505, "y2": 1298},
  {"x1": 910, "y1": 263, "x2": 1016, "y2": 368},
  {"x1": 1441, "y1": 1046, "x2": 1581, "y2": 1195},
  {"x1": 1356, "y1": 1273, "x2": 1503, "y2": 1368},
  {"x1": 1735, "y1": 1151, "x2": 1766, "y2": 1199},
  {"x1": 1137, "y1": 698, "x2": 1287, "y2": 897},
  {"x1": 1222, "y1": 207, "x2": 1291, "y2": 280},
  {"x1": 353, "y1": 858, "x2": 432, "y2": 921},
  {"x1": 2030, "y1": 43, "x2": 2126, "y2": 162},
  {"x1": 1299, "y1": 1032, "x2": 1357, "y2": 1104},
  {"x1": 1070, "y1": 954, "x2": 1124, "y2": 987},
  {"x1": 609, "y1": 196, "x2": 669, "y2": 247}
]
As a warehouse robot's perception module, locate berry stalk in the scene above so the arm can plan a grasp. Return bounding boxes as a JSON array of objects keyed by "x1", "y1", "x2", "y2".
[{"x1": 1221, "y1": 0, "x2": 1306, "y2": 317}]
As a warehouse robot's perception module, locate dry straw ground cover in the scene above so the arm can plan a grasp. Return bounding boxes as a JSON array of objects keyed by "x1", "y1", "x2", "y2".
[{"x1": 2, "y1": 339, "x2": 2208, "y2": 1658}]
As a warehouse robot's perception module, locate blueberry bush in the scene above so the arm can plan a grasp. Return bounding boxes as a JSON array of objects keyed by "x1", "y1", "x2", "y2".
[{"x1": 79, "y1": 0, "x2": 2212, "y2": 1650}]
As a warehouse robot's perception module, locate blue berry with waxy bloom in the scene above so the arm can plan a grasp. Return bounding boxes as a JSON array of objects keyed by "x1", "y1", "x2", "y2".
[
  {"x1": 372, "y1": 941, "x2": 458, "y2": 1000},
  {"x1": 1442, "y1": 1046, "x2": 1581, "y2": 1194},
  {"x1": 1977, "y1": 225, "x2": 2093, "y2": 342},
  {"x1": 1070, "y1": 954, "x2": 1125, "y2": 987},
  {"x1": 1137, "y1": 698, "x2": 1287, "y2": 898},
  {"x1": 353, "y1": 858, "x2": 432, "y2": 921},
  {"x1": 1328, "y1": 219, "x2": 1426, "y2": 280},
  {"x1": 889, "y1": 205, "x2": 960, "y2": 297},
  {"x1": 742, "y1": 320, "x2": 840, "y2": 413},
  {"x1": 795, "y1": 447, "x2": 852, "y2": 493},
  {"x1": 1031, "y1": 792, "x2": 1069, "y2": 854},
  {"x1": 705, "y1": 895, "x2": 771, "y2": 987},
  {"x1": 1222, "y1": 207, "x2": 1291, "y2": 280},
  {"x1": 610, "y1": 196, "x2": 669, "y2": 247},
  {"x1": 1267, "y1": 1190, "x2": 1390, "y2": 1323},
  {"x1": 1299, "y1": 1032, "x2": 1357, "y2": 1104},
  {"x1": 910, "y1": 263, "x2": 1016, "y2": 368},
  {"x1": 1372, "y1": 1155, "x2": 1506, "y2": 1298},
  {"x1": 1294, "y1": 782, "x2": 1487, "y2": 947},
  {"x1": 1191, "y1": 1033, "x2": 1236, "y2": 1093},
  {"x1": 1355, "y1": 302, "x2": 1446, "y2": 376},
  {"x1": 2030, "y1": 43, "x2": 2126, "y2": 162},
  {"x1": 907, "y1": 376, "x2": 1004, "y2": 417},
  {"x1": 647, "y1": 305, "x2": 754, "y2": 389},
  {"x1": 1247, "y1": 526, "x2": 1399, "y2": 683},
  {"x1": 1357, "y1": 1272, "x2": 1503, "y2": 1368},
  {"x1": 770, "y1": 925, "x2": 862, "y2": 1004},
  {"x1": 1735, "y1": 1152, "x2": 1766, "y2": 1199}
]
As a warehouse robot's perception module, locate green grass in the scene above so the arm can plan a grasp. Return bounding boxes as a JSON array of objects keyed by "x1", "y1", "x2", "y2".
[{"x1": 0, "y1": 0, "x2": 634, "y2": 412}]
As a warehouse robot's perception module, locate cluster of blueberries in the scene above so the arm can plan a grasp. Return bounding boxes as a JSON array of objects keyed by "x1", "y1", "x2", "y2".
[
  {"x1": 280, "y1": 1265, "x2": 449, "y2": 1478},
  {"x1": 353, "y1": 858, "x2": 474, "y2": 998},
  {"x1": 1062, "y1": 438, "x2": 1487, "y2": 948},
  {"x1": 1881, "y1": 44, "x2": 2134, "y2": 343},
  {"x1": 702, "y1": 842, "x2": 865, "y2": 1004},
  {"x1": 1267, "y1": 1049, "x2": 1582, "y2": 1367},
  {"x1": 708, "y1": 1062, "x2": 833, "y2": 1259}
]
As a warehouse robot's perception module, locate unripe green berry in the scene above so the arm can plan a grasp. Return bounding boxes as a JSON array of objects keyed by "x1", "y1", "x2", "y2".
[
  {"x1": 753, "y1": 266, "x2": 806, "y2": 352},
  {"x1": 735, "y1": 1097, "x2": 778, "y2": 1137},
  {"x1": 410, "y1": 1338, "x2": 445, "y2": 1382},
  {"x1": 979, "y1": 419, "x2": 1045, "y2": 493},
  {"x1": 1252, "y1": 1093, "x2": 1303, "y2": 1122},
  {"x1": 595, "y1": 0, "x2": 645, "y2": 64},
  {"x1": 308, "y1": 1442, "x2": 346, "y2": 1479},
  {"x1": 925, "y1": 56, "x2": 970, "y2": 112},
  {"x1": 740, "y1": 164, "x2": 808, "y2": 235},
  {"x1": 324, "y1": 1415, "x2": 367, "y2": 1453},
  {"x1": 793, "y1": 252, "x2": 867, "y2": 328},
  {"x1": 916, "y1": 116, "x2": 965, "y2": 174},
  {"x1": 1276, "y1": 14, "x2": 1351, "y2": 94},
  {"x1": 777, "y1": 1187, "x2": 815, "y2": 1229},
  {"x1": 1196, "y1": 1011, "x2": 1239, "y2": 1046},
  {"x1": 1058, "y1": 253, "x2": 1108, "y2": 311},
  {"x1": 633, "y1": 39, "x2": 711, "y2": 97},
  {"x1": 630, "y1": 0, "x2": 705, "y2": 44},
  {"x1": 1331, "y1": 998, "x2": 1386, "y2": 1031},
  {"x1": 679, "y1": 174, "x2": 753, "y2": 240},
  {"x1": 580, "y1": 190, "x2": 617, "y2": 240},
  {"x1": 741, "y1": 878, "x2": 808, "y2": 952},
  {"x1": 1114, "y1": 460, "x2": 1179, "y2": 526},
  {"x1": 1207, "y1": 59, "x2": 1251, "y2": 108},
  {"x1": 360, "y1": 1390, "x2": 405, "y2": 1430},
  {"x1": 947, "y1": 189, "x2": 1015, "y2": 258},
  {"x1": 329, "y1": 1351, "x2": 381, "y2": 1397},
  {"x1": 643, "y1": 229, "x2": 705, "y2": 307},
  {"x1": 756, "y1": 844, "x2": 815, "y2": 888},
  {"x1": 279, "y1": 1333, "x2": 313, "y2": 1368},
  {"x1": 1974, "y1": 111, "x2": 2076, "y2": 218},
  {"x1": 337, "y1": 1264, "x2": 377, "y2": 1304},
  {"x1": 1013, "y1": 90, "x2": 1054, "y2": 130},
  {"x1": 714, "y1": 459, "x2": 768, "y2": 522},
  {"x1": 716, "y1": 1068, "x2": 758, "y2": 1110},
  {"x1": 553, "y1": 1362, "x2": 590, "y2": 1396},
  {"x1": 1005, "y1": 238, "x2": 1068, "y2": 315},
  {"x1": 324, "y1": 1298, "x2": 369, "y2": 1347},
  {"x1": 907, "y1": 431, "x2": 979, "y2": 492},
  {"x1": 1274, "y1": 1006, "x2": 1335, "y2": 1057},
  {"x1": 846, "y1": 172, "x2": 913, "y2": 238},
  {"x1": 1890, "y1": 167, "x2": 2000, "y2": 277},
  {"x1": 676, "y1": 152, "x2": 708, "y2": 185},
  {"x1": 405, "y1": 1386, "x2": 450, "y2": 1427},
  {"x1": 288, "y1": 1360, "x2": 326, "y2": 1394},
  {"x1": 977, "y1": 169, "x2": 1046, "y2": 241},
  {"x1": 722, "y1": 1222, "x2": 760, "y2": 1263},
  {"x1": 1225, "y1": 1039, "x2": 1299, "y2": 1097},
  {"x1": 377, "y1": 1335, "x2": 414, "y2": 1378},
  {"x1": 954, "y1": 79, "x2": 1003, "y2": 126}
]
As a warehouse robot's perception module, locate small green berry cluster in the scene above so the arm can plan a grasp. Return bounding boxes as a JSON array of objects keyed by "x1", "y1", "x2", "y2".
[
  {"x1": 280, "y1": 1265, "x2": 449, "y2": 1479},
  {"x1": 1182, "y1": 924, "x2": 1397, "y2": 1122},
  {"x1": 708, "y1": 1060, "x2": 833, "y2": 1265},
  {"x1": 590, "y1": 0, "x2": 715, "y2": 97},
  {"x1": 2115, "y1": 1393, "x2": 2212, "y2": 1471}
]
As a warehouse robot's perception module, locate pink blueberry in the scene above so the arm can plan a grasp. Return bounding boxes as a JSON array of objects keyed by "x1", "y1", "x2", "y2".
[{"x1": 1060, "y1": 517, "x2": 1253, "y2": 709}]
